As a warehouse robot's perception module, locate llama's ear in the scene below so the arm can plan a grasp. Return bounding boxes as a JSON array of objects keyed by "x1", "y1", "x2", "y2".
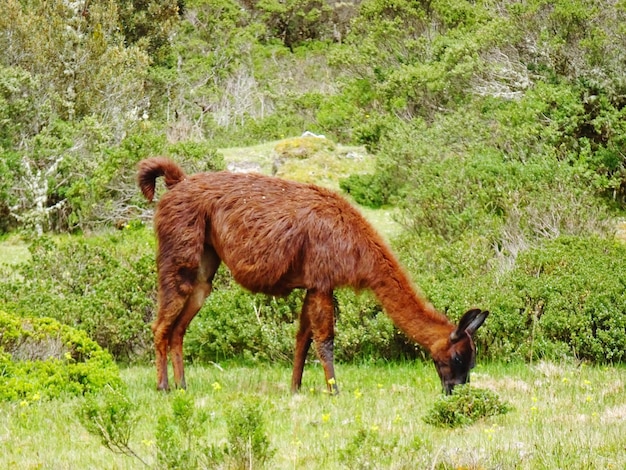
[{"x1": 450, "y1": 309, "x2": 489, "y2": 342}]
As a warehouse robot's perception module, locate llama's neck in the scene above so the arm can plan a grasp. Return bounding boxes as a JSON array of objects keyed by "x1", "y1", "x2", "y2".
[{"x1": 367, "y1": 253, "x2": 454, "y2": 354}]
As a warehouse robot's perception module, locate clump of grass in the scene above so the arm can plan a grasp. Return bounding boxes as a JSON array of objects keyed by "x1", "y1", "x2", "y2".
[{"x1": 423, "y1": 385, "x2": 512, "y2": 428}]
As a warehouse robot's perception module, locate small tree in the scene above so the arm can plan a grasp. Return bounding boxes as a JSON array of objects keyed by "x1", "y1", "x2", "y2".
[{"x1": 10, "y1": 156, "x2": 65, "y2": 236}]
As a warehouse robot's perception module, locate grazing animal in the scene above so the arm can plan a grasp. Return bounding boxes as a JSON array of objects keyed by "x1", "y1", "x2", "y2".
[{"x1": 138, "y1": 157, "x2": 488, "y2": 394}]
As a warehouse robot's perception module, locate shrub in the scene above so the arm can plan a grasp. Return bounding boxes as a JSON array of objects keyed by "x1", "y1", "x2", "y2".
[
  {"x1": 224, "y1": 395, "x2": 274, "y2": 469},
  {"x1": 184, "y1": 283, "x2": 300, "y2": 364},
  {"x1": 339, "y1": 173, "x2": 392, "y2": 208},
  {"x1": 496, "y1": 236, "x2": 626, "y2": 363},
  {"x1": 0, "y1": 229, "x2": 157, "y2": 361},
  {"x1": 185, "y1": 286, "x2": 424, "y2": 366},
  {"x1": 3, "y1": 229, "x2": 626, "y2": 368},
  {"x1": 339, "y1": 427, "x2": 400, "y2": 468},
  {"x1": 402, "y1": 235, "x2": 626, "y2": 364},
  {"x1": 423, "y1": 385, "x2": 511, "y2": 428},
  {"x1": 78, "y1": 386, "x2": 146, "y2": 464},
  {"x1": 0, "y1": 311, "x2": 121, "y2": 401},
  {"x1": 155, "y1": 390, "x2": 220, "y2": 469}
]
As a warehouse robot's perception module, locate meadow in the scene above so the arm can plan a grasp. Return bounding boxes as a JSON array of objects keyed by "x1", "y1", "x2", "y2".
[{"x1": 2, "y1": 360, "x2": 625, "y2": 469}]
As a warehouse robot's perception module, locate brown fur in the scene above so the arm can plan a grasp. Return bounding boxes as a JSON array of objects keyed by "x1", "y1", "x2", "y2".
[{"x1": 138, "y1": 157, "x2": 488, "y2": 393}]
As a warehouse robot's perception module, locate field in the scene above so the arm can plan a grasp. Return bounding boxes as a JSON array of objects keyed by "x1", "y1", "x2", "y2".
[
  {"x1": 2, "y1": 142, "x2": 626, "y2": 468},
  {"x1": 2, "y1": 360, "x2": 626, "y2": 469}
]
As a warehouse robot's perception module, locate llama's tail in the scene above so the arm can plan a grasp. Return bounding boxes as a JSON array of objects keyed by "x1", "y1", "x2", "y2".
[{"x1": 137, "y1": 157, "x2": 186, "y2": 202}]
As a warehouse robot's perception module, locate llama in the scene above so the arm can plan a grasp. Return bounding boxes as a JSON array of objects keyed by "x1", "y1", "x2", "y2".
[{"x1": 138, "y1": 157, "x2": 488, "y2": 394}]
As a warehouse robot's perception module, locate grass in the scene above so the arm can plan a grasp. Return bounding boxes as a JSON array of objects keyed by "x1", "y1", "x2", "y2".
[
  {"x1": 2, "y1": 360, "x2": 626, "y2": 469},
  {"x1": 0, "y1": 235, "x2": 30, "y2": 266},
  {"x1": 219, "y1": 138, "x2": 373, "y2": 190}
]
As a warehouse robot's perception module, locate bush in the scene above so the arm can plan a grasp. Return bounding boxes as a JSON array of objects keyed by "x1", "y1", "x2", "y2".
[
  {"x1": 0, "y1": 310, "x2": 121, "y2": 401},
  {"x1": 0, "y1": 228, "x2": 157, "y2": 361},
  {"x1": 3, "y1": 229, "x2": 626, "y2": 368},
  {"x1": 224, "y1": 395, "x2": 274, "y2": 468},
  {"x1": 78, "y1": 387, "x2": 144, "y2": 463},
  {"x1": 339, "y1": 173, "x2": 391, "y2": 208},
  {"x1": 267, "y1": 234, "x2": 626, "y2": 366},
  {"x1": 185, "y1": 286, "x2": 424, "y2": 366},
  {"x1": 496, "y1": 236, "x2": 626, "y2": 363},
  {"x1": 423, "y1": 385, "x2": 511, "y2": 428},
  {"x1": 155, "y1": 390, "x2": 218, "y2": 469},
  {"x1": 184, "y1": 283, "x2": 300, "y2": 364},
  {"x1": 402, "y1": 235, "x2": 626, "y2": 364}
]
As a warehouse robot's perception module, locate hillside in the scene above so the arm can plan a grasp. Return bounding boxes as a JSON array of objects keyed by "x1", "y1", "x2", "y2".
[{"x1": 2, "y1": 0, "x2": 626, "y2": 365}]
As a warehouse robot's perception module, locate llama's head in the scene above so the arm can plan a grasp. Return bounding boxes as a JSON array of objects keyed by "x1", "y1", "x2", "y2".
[{"x1": 431, "y1": 308, "x2": 489, "y2": 394}]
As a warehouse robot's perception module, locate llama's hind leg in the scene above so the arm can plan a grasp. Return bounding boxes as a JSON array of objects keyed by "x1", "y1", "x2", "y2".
[
  {"x1": 153, "y1": 290, "x2": 189, "y2": 391},
  {"x1": 169, "y1": 249, "x2": 220, "y2": 389},
  {"x1": 305, "y1": 289, "x2": 339, "y2": 395},
  {"x1": 291, "y1": 308, "x2": 313, "y2": 393},
  {"x1": 168, "y1": 282, "x2": 211, "y2": 389}
]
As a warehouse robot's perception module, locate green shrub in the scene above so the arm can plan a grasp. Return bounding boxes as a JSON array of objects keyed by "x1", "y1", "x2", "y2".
[
  {"x1": 155, "y1": 390, "x2": 220, "y2": 469},
  {"x1": 498, "y1": 236, "x2": 626, "y2": 363},
  {"x1": 0, "y1": 311, "x2": 121, "y2": 401},
  {"x1": 339, "y1": 427, "x2": 400, "y2": 468},
  {"x1": 423, "y1": 385, "x2": 511, "y2": 428},
  {"x1": 185, "y1": 286, "x2": 424, "y2": 366},
  {"x1": 0, "y1": 229, "x2": 157, "y2": 361},
  {"x1": 402, "y1": 235, "x2": 626, "y2": 364},
  {"x1": 78, "y1": 387, "x2": 146, "y2": 464},
  {"x1": 3, "y1": 229, "x2": 626, "y2": 369},
  {"x1": 224, "y1": 395, "x2": 274, "y2": 469},
  {"x1": 184, "y1": 282, "x2": 300, "y2": 364},
  {"x1": 339, "y1": 173, "x2": 392, "y2": 208}
]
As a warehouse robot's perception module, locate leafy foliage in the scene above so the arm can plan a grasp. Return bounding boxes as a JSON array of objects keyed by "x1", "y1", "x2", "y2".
[
  {"x1": 0, "y1": 311, "x2": 121, "y2": 401},
  {"x1": 155, "y1": 390, "x2": 221, "y2": 469},
  {"x1": 423, "y1": 384, "x2": 512, "y2": 428},
  {"x1": 78, "y1": 386, "x2": 146, "y2": 464},
  {"x1": 0, "y1": 229, "x2": 157, "y2": 361},
  {"x1": 185, "y1": 286, "x2": 422, "y2": 366},
  {"x1": 224, "y1": 395, "x2": 274, "y2": 469},
  {"x1": 339, "y1": 173, "x2": 391, "y2": 208},
  {"x1": 403, "y1": 235, "x2": 626, "y2": 364}
]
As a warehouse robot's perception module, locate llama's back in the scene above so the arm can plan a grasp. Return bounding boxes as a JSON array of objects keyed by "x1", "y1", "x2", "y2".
[{"x1": 156, "y1": 171, "x2": 387, "y2": 295}]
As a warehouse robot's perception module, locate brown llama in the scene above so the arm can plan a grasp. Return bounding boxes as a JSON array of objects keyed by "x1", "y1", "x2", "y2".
[{"x1": 138, "y1": 157, "x2": 488, "y2": 394}]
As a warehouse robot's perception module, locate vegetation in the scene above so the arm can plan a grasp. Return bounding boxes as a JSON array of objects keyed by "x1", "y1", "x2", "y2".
[
  {"x1": 423, "y1": 384, "x2": 512, "y2": 428},
  {"x1": 1, "y1": 362, "x2": 626, "y2": 468},
  {"x1": 2, "y1": 1, "x2": 626, "y2": 466},
  {"x1": 0, "y1": 310, "x2": 121, "y2": 401},
  {"x1": 1, "y1": 0, "x2": 626, "y2": 367}
]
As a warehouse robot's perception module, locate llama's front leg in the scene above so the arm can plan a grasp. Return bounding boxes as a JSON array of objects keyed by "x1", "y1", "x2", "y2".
[
  {"x1": 291, "y1": 309, "x2": 312, "y2": 393},
  {"x1": 170, "y1": 281, "x2": 212, "y2": 389},
  {"x1": 306, "y1": 290, "x2": 339, "y2": 395}
]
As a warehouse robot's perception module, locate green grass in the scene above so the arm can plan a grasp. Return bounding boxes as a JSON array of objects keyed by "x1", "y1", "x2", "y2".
[
  {"x1": 0, "y1": 235, "x2": 29, "y2": 266},
  {"x1": 219, "y1": 138, "x2": 373, "y2": 189},
  {"x1": 2, "y1": 361, "x2": 626, "y2": 469}
]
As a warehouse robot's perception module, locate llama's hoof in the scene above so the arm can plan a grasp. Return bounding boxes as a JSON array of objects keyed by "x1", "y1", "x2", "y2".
[{"x1": 157, "y1": 382, "x2": 170, "y2": 392}]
